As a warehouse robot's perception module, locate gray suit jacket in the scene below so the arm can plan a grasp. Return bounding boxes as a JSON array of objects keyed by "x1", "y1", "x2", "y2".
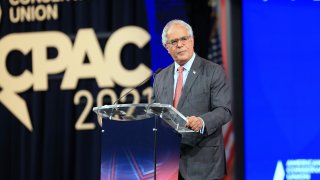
[{"x1": 153, "y1": 55, "x2": 232, "y2": 180}]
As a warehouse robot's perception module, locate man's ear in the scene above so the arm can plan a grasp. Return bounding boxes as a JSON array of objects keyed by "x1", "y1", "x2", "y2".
[{"x1": 190, "y1": 37, "x2": 195, "y2": 47}]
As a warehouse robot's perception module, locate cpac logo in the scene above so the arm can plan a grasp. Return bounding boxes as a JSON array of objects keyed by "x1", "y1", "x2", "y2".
[{"x1": 0, "y1": 26, "x2": 151, "y2": 131}]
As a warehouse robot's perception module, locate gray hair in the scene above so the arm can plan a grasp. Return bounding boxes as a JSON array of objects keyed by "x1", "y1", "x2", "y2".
[{"x1": 161, "y1": 19, "x2": 194, "y2": 46}]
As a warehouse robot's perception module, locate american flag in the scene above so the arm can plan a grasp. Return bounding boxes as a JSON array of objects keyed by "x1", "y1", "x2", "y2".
[
  {"x1": 207, "y1": 12, "x2": 222, "y2": 65},
  {"x1": 208, "y1": 0, "x2": 235, "y2": 179}
]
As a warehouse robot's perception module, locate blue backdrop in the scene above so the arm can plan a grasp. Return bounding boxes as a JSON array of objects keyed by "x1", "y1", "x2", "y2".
[{"x1": 242, "y1": 0, "x2": 320, "y2": 179}]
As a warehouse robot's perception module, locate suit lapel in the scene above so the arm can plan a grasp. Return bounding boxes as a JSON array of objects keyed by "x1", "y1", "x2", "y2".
[
  {"x1": 177, "y1": 56, "x2": 202, "y2": 109},
  {"x1": 163, "y1": 64, "x2": 174, "y2": 105}
]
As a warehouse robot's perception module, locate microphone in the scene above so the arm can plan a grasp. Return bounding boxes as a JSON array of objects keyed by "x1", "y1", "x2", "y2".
[{"x1": 112, "y1": 68, "x2": 162, "y2": 105}]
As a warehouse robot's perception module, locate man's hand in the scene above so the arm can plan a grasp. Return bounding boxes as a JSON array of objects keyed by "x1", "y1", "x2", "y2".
[{"x1": 186, "y1": 116, "x2": 203, "y2": 132}]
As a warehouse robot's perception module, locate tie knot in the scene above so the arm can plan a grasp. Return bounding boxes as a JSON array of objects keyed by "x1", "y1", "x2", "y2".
[{"x1": 178, "y1": 66, "x2": 184, "y2": 73}]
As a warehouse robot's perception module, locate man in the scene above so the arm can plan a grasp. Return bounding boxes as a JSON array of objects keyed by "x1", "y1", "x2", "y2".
[{"x1": 152, "y1": 19, "x2": 232, "y2": 180}]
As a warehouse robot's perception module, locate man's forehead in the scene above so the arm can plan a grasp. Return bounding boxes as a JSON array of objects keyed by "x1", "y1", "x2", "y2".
[{"x1": 167, "y1": 24, "x2": 188, "y2": 37}]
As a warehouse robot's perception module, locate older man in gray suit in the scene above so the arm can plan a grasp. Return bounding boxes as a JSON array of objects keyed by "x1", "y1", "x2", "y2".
[{"x1": 152, "y1": 19, "x2": 232, "y2": 180}]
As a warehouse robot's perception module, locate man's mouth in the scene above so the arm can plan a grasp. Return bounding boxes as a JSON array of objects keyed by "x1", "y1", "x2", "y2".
[{"x1": 177, "y1": 51, "x2": 185, "y2": 55}]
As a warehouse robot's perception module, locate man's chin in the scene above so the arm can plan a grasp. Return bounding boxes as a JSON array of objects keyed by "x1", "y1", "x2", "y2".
[{"x1": 175, "y1": 54, "x2": 188, "y2": 60}]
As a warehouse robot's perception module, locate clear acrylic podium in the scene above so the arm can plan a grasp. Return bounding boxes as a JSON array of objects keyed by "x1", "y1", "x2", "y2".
[
  {"x1": 93, "y1": 103, "x2": 194, "y2": 133},
  {"x1": 93, "y1": 103, "x2": 193, "y2": 180}
]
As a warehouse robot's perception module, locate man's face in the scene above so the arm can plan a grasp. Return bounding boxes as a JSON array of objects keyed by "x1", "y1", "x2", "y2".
[{"x1": 165, "y1": 24, "x2": 194, "y2": 66}]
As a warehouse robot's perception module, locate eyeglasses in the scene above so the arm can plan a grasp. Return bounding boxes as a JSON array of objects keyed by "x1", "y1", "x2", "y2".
[{"x1": 166, "y1": 35, "x2": 191, "y2": 46}]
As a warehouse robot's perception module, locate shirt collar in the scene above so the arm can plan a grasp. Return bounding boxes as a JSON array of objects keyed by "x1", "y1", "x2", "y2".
[{"x1": 174, "y1": 53, "x2": 196, "y2": 72}]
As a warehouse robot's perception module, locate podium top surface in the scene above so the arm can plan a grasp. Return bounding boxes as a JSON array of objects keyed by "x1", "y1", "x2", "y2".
[{"x1": 93, "y1": 103, "x2": 193, "y2": 133}]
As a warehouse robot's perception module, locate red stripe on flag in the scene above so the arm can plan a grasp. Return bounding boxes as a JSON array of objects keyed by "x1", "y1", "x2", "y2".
[
  {"x1": 219, "y1": 1, "x2": 235, "y2": 180},
  {"x1": 224, "y1": 123, "x2": 234, "y2": 145},
  {"x1": 220, "y1": 0, "x2": 229, "y2": 75}
]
